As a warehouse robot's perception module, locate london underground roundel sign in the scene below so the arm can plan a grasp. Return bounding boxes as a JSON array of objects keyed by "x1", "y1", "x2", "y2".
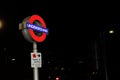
[{"x1": 19, "y1": 14, "x2": 48, "y2": 43}]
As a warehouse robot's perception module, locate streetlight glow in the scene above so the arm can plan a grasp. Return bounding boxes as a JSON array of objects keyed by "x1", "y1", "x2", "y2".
[
  {"x1": 0, "y1": 20, "x2": 3, "y2": 29},
  {"x1": 11, "y1": 58, "x2": 15, "y2": 61},
  {"x1": 109, "y1": 30, "x2": 114, "y2": 34}
]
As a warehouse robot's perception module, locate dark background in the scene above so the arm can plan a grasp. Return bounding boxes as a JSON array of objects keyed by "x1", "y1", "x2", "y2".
[{"x1": 0, "y1": 1, "x2": 120, "y2": 80}]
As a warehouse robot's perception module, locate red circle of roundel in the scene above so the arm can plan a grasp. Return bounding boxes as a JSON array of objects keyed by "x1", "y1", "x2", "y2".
[{"x1": 28, "y1": 15, "x2": 47, "y2": 42}]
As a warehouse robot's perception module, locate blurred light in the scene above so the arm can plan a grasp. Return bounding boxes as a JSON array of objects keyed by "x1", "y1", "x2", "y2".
[
  {"x1": 11, "y1": 58, "x2": 15, "y2": 61},
  {"x1": 61, "y1": 67, "x2": 64, "y2": 71},
  {"x1": 93, "y1": 72, "x2": 95, "y2": 75},
  {"x1": 78, "y1": 61, "x2": 84, "y2": 64},
  {"x1": 48, "y1": 61, "x2": 51, "y2": 64},
  {"x1": 56, "y1": 77, "x2": 59, "y2": 80},
  {"x1": 0, "y1": 19, "x2": 3, "y2": 29},
  {"x1": 48, "y1": 76, "x2": 51, "y2": 79},
  {"x1": 3, "y1": 48, "x2": 6, "y2": 51},
  {"x1": 92, "y1": 72, "x2": 96, "y2": 75},
  {"x1": 109, "y1": 30, "x2": 114, "y2": 34}
]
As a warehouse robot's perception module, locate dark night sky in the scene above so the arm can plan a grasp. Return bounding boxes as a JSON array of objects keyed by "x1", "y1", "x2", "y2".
[{"x1": 1, "y1": 1, "x2": 120, "y2": 80}]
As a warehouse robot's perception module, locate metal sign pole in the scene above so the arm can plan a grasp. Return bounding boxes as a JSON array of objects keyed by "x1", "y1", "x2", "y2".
[
  {"x1": 33, "y1": 42, "x2": 39, "y2": 80},
  {"x1": 34, "y1": 67, "x2": 39, "y2": 80}
]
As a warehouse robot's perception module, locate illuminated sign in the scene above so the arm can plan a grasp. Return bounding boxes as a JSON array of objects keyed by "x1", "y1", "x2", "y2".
[
  {"x1": 26, "y1": 22, "x2": 48, "y2": 34},
  {"x1": 28, "y1": 15, "x2": 48, "y2": 42},
  {"x1": 19, "y1": 14, "x2": 48, "y2": 43}
]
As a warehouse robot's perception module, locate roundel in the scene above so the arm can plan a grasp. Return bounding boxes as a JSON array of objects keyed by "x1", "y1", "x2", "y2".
[
  {"x1": 19, "y1": 14, "x2": 48, "y2": 43},
  {"x1": 28, "y1": 15, "x2": 47, "y2": 42}
]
